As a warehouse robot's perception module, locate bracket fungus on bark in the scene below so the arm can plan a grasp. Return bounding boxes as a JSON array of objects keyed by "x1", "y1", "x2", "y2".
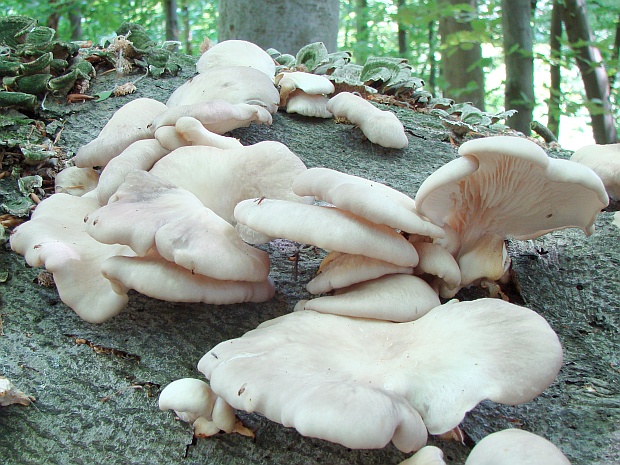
[
  {"x1": 10, "y1": 193, "x2": 135, "y2": 323},
  {"x1": 198, "y1": 298, "x2": 563, "y2": 452},
  {"x1": 75, "y1": 97, "x2": 168, "y2": 168},
  {"x1": 415, "y1": 136, "x2": 609, "y2": 288},
  {"x1": 326, "y1": 91, "x2": 408, "y2": 148}
]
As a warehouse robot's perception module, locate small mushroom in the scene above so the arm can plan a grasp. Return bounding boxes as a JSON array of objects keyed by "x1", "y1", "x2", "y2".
[
  {"x1": 464, "y1": 429, "x2": 571, "y2": 465},
  {"x1": 399, "y1": 446, "x2": 446, "y2": 465},
  {"x1": 54, "y1": 166, "x2": 99, "y2": 196},
  {"x1": 570, "y1": 142, "x2": 620, "y2": 202},
  {"x1": 196, "y1": 39, "x2": 276, "y2": 78},
  {"x1": 75, "y1": 98, "x2": 168, "y2": 168},
  {"x1": 326, "y1": 91, "x2": 408, "y2": 148}
]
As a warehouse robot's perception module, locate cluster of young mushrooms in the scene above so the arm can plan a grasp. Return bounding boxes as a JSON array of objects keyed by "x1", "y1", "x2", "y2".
[{"x1": 10, "y1": 39, "x2": 614, "y2": 464}]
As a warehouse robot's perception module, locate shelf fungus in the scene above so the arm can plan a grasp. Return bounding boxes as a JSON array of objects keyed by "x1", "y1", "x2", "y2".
[{"x1": 198, "y1": 299, "x2": 563, "y2": 452}]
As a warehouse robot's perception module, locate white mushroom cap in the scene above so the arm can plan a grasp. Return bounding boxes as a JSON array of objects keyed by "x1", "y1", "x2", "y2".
[
  {"x1": 199, "y1": 299, "x2": 562, "y2": 450},
  {"x1": 150, "y1": 101, "x2": 273, "y2": 135},
  {"x1": 274, "y1": 71, "x2": 335, "y2": 105},
  {"x1": 166, "y1": 66, "x2": 279, "y2": 114},
  {"x1": 284, "y1": 91, "x2": 333, "y2": 118},
  {"x1": 196, "y1": 40, "x2": 276, "y2": 77},
  {"x1": 9, "y1": 193, "x2": 135, "y2": 323},
  {"x1": 172, "y1": 116, "x2": 243, "y2": 149},
  {"x1": 86, "y1": 170, "x2": 270, "y2": 282},
  {"x1": 54, "y1": 166, "x2": 99, "y2": 196},
  {"x1": 102, "y1": 249, "x2": 275, "y2": 305},
  {"x1": 326, "y1": 92, "x2": 408, "y2": 149},
  {"x1": 296, "y1": 274, "x2": 440, "y2": 322},
  {"x1": 293, "y1": 167, "x2": 444, "y2": 238},
  {"x1": 75, "y1": 98, "x2": 168, "y2": 168},
  {"x1": 148, "y1": 142, "x2": 313, "y2": 225},
  {"x1": 464, "y1": 429, "x2": 571, "y2": 465},
  {"x1": 234, "y1": 198, "x2": 420, "y2": 267},
  {"x1": 306, "y1": 251, "x2": 414, "y2": 294},
  {"x1": 411, "y1": 242, "x2": 461, "y2": 298},
  {"x1": 415, "y1": 136, "x2": 609, "y2": 286},
  {"x1": 399, "y1": 446, "x2": 446, "y2": 465},
  {"x1": 570, "y1": 142, "x2": 620, "y2": 200},
  {"x1": 96, "y1": 139, "x2": 170, "y2": 205}
]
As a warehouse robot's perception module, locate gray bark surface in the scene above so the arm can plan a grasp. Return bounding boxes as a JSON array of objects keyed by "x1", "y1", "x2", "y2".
[
  {"x1": 0, "y1": 62, "x2": 618, "y2": 465},
  {"x1": 218, "y1": 0, "x2": 339, "y2": 55}
]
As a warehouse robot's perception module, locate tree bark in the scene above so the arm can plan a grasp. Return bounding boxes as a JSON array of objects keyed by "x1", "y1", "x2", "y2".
[
  {"x1": 218, "y1": 0, "x2": 339, "y2": 55},
  {"x1": 46, "y1": 0, "x2": 59, "y2": 31},
  {"x1": 164, "y1": 0, "x2": 179, "y2": 43},
  {"x1": 502, "y1": 0, "x2": 534, "y2": 135},
  {"x1": 180, "y1": 1, "x2": 192, "y2": 55},
  {"x1": 561, "y1": 0, "x2": 617, "y2": 144},
  {"x1": 68, "y1": 8, "x2": 82, "y2": 40},
  {"x1": 397, "y1": 0, "x2": 407, "y2": 55},
  {"x1": 438, "y1": 0, "x2": 485, "y2": 109},
  {"x1": 427, "y1": 21, "x2": 437, "y2": 95},
  {"x1": 610, "y1": 10, "x2": 620, "y2": 88},
  {"x1": 548, "y1": 0, "x2": 562, "y2": 138}
]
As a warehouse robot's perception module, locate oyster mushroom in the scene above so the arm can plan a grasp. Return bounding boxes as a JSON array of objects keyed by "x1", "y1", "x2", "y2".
[
  {"x1": 570, "y1": 142, "x2": 620, "y2": 202},
  {"x1": 196, "y1": 39, "x2": 276, "y2": 78}
]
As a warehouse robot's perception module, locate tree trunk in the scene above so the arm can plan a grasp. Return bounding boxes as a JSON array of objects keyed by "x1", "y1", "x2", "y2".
[
  {"x1": 610, "y1": 10, "x2": 620, "y2": 88},
  {"x1": 47, "y1": 0, "x2": 59, "y2": 32},
  {"x1": 548, "y1": 0, "x2": 562, "y2": 138},
  {"x1": 427, "y1": 21, "x2": 437, "y2": 95},
  {"x1": 180, "y1": 1, "x2": 192, "y2": 55},
  {"x1": 397, "y1": 0, "x2": 407, "y2": 55},
  {"x1": 164, "y1": 0, "x2": 179, "y2": 43},
  {"x1": 502, "y1": 0, "x2": 534, "y2": 135},
  {"x1": 438, "y1": 0, "x2": 485, "y2": 109},
  {"x1": 561, "y1": 0, "x2": 617, "y2": 144},
  {"x1": 218, "y1": 0, "x2": 339, "y2": 55}
]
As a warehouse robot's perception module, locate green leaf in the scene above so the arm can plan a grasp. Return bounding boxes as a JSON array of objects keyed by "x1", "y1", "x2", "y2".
[{"x1": 94, "y1": 90, "x2": 113, "y2": 102}]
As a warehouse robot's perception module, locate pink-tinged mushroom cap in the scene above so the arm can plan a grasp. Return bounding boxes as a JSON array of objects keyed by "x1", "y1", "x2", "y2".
[
  {"x1": 284, "y1": 91, "x2": 333, "y2": 118},
  {"x1": 149, "y1": 142, "x2": 313, "y2": 225},
  {"x1": 54, "y1": 166, "x2": 99, "y2": 196},
  {"x1": 166, "y1": 66, "x2": 279, "y2": 114},
  {"x1": 411, "y1": 242, "x2": 461, "y2": 298},
  {"x1": 464, "y1": 429, "x2": 571, "y2": 465},
  {"x1": 274, "y1": 71, "x2": 335, "y2": 105},
  {"x1": 199, "y1": 298, "x2": 562, "y2": 451},
  {"x1": 9, "y1": 193, "x2": 135, "y2": 323},
  {"x1": 415, "y1": 136, "x2": 609, "y2": 286},
  {"x1": 171, "y1": 116, "x2": 243, "y2": 149},
  {"x1": 196, "y1": 40, "x2": 276, "y2": 78},
  {"x1": 102, "y1": 249, "x2": 275, "y2": 305},
  {"x1": 296, "y1": 274, "x2": 440, "y2": 322},
  {"x1": 306, "y1": 251, "x2": 414, "y2": 294},
  {"x1": 234, "y1": 198, "x2": 419, "y2": 267},
  {"x1": 293, "y1": 167, "x2": 444, "y2": 237},
  {"x1": 150, "y1": 101, "x2": 273, "y2": 135},
  {"x1": 86, "y1": 170, "x2": 270, "y2": 282},
  {"x1": 75, "y1": 98, "x2": 168, "y2": 168},
  {"x1": 570, "y1": 142, "x2": 620, "y2": 201},
  {"x1": 399, "y1": 446, "x2": 446, "y2": 465},
  {"x1": 326, "y1": 91, "x2": 408, "y2": 149}
]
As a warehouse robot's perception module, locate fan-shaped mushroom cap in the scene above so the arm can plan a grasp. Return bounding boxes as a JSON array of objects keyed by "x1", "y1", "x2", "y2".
[
  {"x1": 54, "y1": 166, "x2": 99, "y2": 196},
  {"x1": 411, "y1": 242, "x2": 461, "y2": 298},
  {"x1": 293, "y1": 167, "x2": 444, "y2": 237},
  {"x1": 234, "y1": 198, "x2": 419, "y2": 267},
  {"x1": 275, "y1": 71, "x2": 335, "y2": 105},
  {"x1": 570, "y1": 142, "x2": 620, "y2": 201},
  {"x1": 9, "y1": 193, "x2": 135, "y2": 323},
  {"x1": 166, "y1": 66, "x2": 279, "y2": 114},
  {"x1": 86, "y1": 170, "x2": 270, "y2": 282},
  {"x1": 326, "y1": 91, "x2": 408, "y2": 149},
  {"x1": 196, "y1": 40, "x2": 276, "y2": 78},
  {"x1": 199, "y1": 299, "x2": 562, "y2": 451},
  {"x1": 149, "y1": 141, "x2": 313, "y2": 225},
  {"x1": 415, "y1": 136, "x2": 609, "y2": 287},
  {"x1": 285, "y1": 91, "x2": 333, "y2": 118},
  {"x1": 172, "y1": 116, "x2": 243, "y2": 149},
  {"x1": 96, "y1": 139, "x2": 170, "y2": 205},
  {"x1": 464, "y1": 429, "x2": 571, "y2": 465},
  {"x1": 296, "y1": 274, "x2": 440, "y2": 322},
  {"x1": 150, "y1": 100, "x2": 273, "y2": 135},
  {"x1": 102, "y1": 249, "x2": 275, "y2": 305},
  {"x1": 399, "y1": 446, "x2": 446, "y2": 465},
  {"x1": 75, "y1": 98, "x2": 168, "y2": 168},
  {"x1": 306, "y1": 251, "x2": 414, "y2": 294}
]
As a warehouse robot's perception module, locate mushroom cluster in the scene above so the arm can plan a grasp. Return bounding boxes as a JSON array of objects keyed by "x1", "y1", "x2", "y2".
[{"x1": 10, "y1": 39, "x2": 607, "y2": 462}]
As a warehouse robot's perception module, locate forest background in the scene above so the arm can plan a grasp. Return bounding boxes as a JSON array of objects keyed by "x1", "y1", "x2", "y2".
[{"x1": 3, "y1": 0, "x2": 619, "y2": 150}]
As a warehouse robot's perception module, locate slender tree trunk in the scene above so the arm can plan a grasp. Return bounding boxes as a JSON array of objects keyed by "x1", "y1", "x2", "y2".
[
  {"x1": 180, "y1": 1, "x2": 192, "y2": 55},
  {"x1": 548, "y1": 0, "x2": 562, "y2": 138},
  {"x1": 438, "y1": 0, "x2": 485, "y2": 109},
  {"x1": 610, "y1": 10, "x2": 620, "y2": 88},
  {"x1": 502, "y1": 0, "x2": 534, "y2": 135},
  {"x1": 165, "y1": 0, "x2": 179, "y2": 42},
  {"x1": 427, "y1": 21, "x2": 437, "y2": 95},
  {"x1": 68, "y1": 9, "x2": 82, "y2": 40},
  {"x1": 561, "y1": 0, "x2": 617, "y2": 144},
  {"x1": 397, "y1": 0, "x2": 407, "y2": 55},
  {"x1": 219, "y1": 0, "x2": 340, "y2": 55},
  {"x1": 356, "y1": 0, "x2": 370, "y2": 60},
  {"x1": 47, "y1": 0, "x2": 59, "y2": 31}
]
